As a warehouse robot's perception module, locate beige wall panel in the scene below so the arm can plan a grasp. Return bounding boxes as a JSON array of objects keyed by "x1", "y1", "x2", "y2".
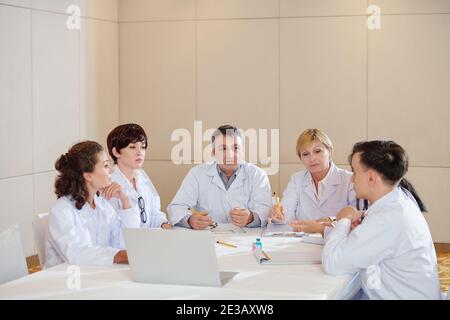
[
  {"x1": 280, "y1": 17, "x2": 367, "y2": 164},
  {"x1": 0, "y1": 6, "x2": 32, "y2": 178},
  {"x1": 368, "y1": 15, "x2": 450, "y2": 167}
]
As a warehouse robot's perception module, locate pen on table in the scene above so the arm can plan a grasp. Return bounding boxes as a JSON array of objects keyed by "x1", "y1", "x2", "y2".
[
  {"x1": 216, "y1": 240, "x2": 238, "y2": 248},
  {"x1": 262, "y1": 250, "x2": 271, "y2": 260}
]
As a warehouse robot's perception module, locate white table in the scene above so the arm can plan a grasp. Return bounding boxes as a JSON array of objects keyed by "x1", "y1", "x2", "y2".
[{"x1": 0, "y1": 228, "x2": 360, "y2": 300}]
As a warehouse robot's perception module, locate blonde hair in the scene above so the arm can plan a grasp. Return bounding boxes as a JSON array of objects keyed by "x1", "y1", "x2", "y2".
[{"x1": 296, "y1": 129, "x2": 333, "y2": 158}]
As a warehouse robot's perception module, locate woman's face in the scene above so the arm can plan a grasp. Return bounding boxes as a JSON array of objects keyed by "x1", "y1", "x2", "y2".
[
  {"x1": 85, "y1": 151, "x2": 112, "y2": 190},
  {"x1": 350, "y1": 152, "x2": 370, "y2": 199},
  {"x1": 115, "y1": 141, "x2": 146, "y2": 170},
  {"x1": 299, "y1": 140, "x2": 332, "y2": 175}
]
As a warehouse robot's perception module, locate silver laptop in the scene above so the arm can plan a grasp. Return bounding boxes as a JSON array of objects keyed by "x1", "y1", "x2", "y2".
[{"x1": 124, "y1": 228, "x2": 235, "y2": 287}]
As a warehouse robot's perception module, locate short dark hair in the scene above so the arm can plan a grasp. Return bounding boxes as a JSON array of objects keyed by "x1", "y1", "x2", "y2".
[
  {"x1": 211, "y1": 125, "x2": 242, "y2": 145},
  {"x1": 349, "y1": 140, "x2": 408, "y2": 185},
  {"x1": 349, "y1": 140, "x2": 426, "y2": 212},
  {"x1": 55, "y1": 141, "x2": 103, "y2": 210},
  {"x1": 107, "y1": 123, "x2": 148, "y2": 163}
]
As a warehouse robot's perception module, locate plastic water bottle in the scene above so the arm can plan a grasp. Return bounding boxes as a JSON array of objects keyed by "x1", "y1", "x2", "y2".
[{"x1": 255, "y1": 238, "x2": 262, "y2": 250}]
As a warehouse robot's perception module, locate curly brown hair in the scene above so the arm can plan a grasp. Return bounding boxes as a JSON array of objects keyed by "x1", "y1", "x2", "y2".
[{"x1": 55, "y1": 141, "x2": 104, "y2": 210}]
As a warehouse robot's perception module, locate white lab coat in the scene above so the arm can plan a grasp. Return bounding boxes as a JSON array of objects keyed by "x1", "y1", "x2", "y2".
[
  {"x1": 322, "y1": 188, "x2": 441, "y2": 300},
  {"x1": 281, "y1": 162, "x2": 356, "y2": 222},
  {"x1": 45, "y1": 195, "x2": 135, "y2": 268},
  {"x1": 108, "y1": 165, "x2": 168, "y2": 228},
  {"x1": 167, "y1": 161, "x2": 272, "y2": 226}
]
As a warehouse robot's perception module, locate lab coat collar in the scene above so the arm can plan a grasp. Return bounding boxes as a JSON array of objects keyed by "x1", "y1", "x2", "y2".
[
  {"x1": 318, "y1": 163, "x2": 343, "y2": 206},
  {"x1": 69, "y1": 194, "x2": 105, "y2": 211},
  {"x1": 94, "y1": 193, "x2": 106, "y2": 211},
  {"x1": 206, "y1": 161, "x2": 245, "y2": 192},
  {"x1": 365, "y1": 187, "x2": 400, "y2": 217},
  {"x1": 113, "y1": 164, "x2": 144, "y2": 198},
  {"x1": 80, "y1": 193, "x2": 105, "y2": 211},
  {"x1": 303, "y1": 162, "x2": 341, "y2": 205}
]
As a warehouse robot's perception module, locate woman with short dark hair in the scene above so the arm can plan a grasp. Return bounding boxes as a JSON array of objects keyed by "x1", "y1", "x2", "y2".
[
  {"x1": 322, "y1": 140, "x2": 441, "y2": 299},
  {"x1": 106, "y1": 124, "x2": 171, "y2": 229}
]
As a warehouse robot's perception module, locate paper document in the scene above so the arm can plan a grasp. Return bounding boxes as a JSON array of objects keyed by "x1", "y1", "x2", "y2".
[
  {"x1": 253, "y1": 249, "x2": 322, "y2": 265},
  {"x1": 301, "y1": 233, "x2": 325, "y2": 245},
  {"x1": 211, "y1": 223, "x2": 246, "y2": 234},
  {"x1": 262, "y1": 223, "x2": 304, "y2": 237}
]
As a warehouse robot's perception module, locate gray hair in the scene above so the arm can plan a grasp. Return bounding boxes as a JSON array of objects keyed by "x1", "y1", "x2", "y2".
[{"x1": 211, "y1": 125, "x2": 243, "y2": 145}]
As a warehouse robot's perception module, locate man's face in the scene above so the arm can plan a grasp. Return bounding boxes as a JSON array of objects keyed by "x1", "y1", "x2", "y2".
[{"x1": 213, "y1": 134, "x2": 243, "y2": 171}]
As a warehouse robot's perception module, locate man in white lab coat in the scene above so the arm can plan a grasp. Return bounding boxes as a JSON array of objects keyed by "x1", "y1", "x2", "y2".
[
  {"x1": 167, "y1": 125, "x2": 272, "y2": 229},
  {"x1": 322, "y1": 140, "x2": 441, "y2": 300}
]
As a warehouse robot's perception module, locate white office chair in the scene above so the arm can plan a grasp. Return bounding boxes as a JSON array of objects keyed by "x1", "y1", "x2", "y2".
[
  {"x1": 32, "y1": 212, "x2": 49, "y2": 268},
  {"x1": 447, "y1": 286, "x2": 450, "y2": 300},
  {"x1": 0, "y1": 224, "x2": 28, "y2": 284}
]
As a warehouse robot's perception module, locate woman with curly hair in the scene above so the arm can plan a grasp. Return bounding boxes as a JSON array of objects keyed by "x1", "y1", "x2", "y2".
[{"x1": 45, "y1": 141, "x2": 140, "y2": 268}]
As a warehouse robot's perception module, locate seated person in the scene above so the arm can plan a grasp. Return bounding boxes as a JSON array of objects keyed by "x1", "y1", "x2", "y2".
[
  {"x1": 268, "y1": 128, "x2": 356, "y2": 234},
  {"x1": 106, "y1": 123, "x2": 171, "y2": 229},
  {"x1": 46, "y1": 141, "x2": 134, "y2": 268},
  {"x1": 322, "y1": 140, "x2": 440, "y2": 299},
  {"x1": 167, "y1": 125, "x2": 272, "y2": 229}
]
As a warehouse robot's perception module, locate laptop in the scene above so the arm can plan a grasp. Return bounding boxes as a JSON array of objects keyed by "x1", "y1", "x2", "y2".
[{"x1": 123, "y1": 228, "x2": 236, "y2": 287}]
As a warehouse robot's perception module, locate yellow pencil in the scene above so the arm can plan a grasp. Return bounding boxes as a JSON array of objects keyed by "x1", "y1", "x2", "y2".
[
  {"x1": 216, "y1": 240, "x2": 238, "y2": 248},
  {"x1": 273, "y1": 192, "x2": 281, "y2": 210},
  {"x1": 188, "y1": 208, "x2": 207, "y2": 216}
]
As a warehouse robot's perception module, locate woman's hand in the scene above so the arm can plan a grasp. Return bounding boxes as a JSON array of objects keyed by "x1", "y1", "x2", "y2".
[
  {"x1": 336, "y1": 207, "x2": 364, "y2": 230},
  {"x1": 289, "y1": 219, "x2": 332, "y2": 236},
  {"x1": 268, "y1": 205, "x2": 285, "y2": 224},
  {"x1": 336, "y1": 207, "x2": 363, "y2": 222},
  {"x1": 113, "y1": 250, "x2": 128, "y2": 264},
  {"x1": 101, "y1": 182, "x2": 131, "y2": 209},
  {"x1": 161, "y1": 222, "x2": 173, "y2": 229}
]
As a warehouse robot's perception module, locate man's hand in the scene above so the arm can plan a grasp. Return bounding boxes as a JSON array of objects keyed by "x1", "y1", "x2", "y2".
[
  {"x1": 188, "y1": 212, "x2": 214, "y2": 230},
  {"x1": 230, "y1": 208, "x2": 253, "y2": 227}
]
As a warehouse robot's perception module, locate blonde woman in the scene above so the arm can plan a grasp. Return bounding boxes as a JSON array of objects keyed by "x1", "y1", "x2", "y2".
[{"x1": 269, "y1": 129, "x2": 357, "y2": 234}]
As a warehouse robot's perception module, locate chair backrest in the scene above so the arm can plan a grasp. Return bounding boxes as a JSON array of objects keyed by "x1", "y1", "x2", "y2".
[
  {"x1": 32, "y1": 213, "x2": 49, "y2": 268},
  {"x1": 447, "y1": 287, "x2": 450, "y2": 300},
  {"x1": 0, "y1": 224, "x2": 28, "y2": 284}
]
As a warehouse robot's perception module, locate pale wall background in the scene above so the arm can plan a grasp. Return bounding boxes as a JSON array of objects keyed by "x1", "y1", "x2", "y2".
[
  {"x1": 1, "y1": 0, "x2": 449, "y2": 257},
  {"x1": 0, "y1": 0, "x2": 119, "y2": 256}
]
